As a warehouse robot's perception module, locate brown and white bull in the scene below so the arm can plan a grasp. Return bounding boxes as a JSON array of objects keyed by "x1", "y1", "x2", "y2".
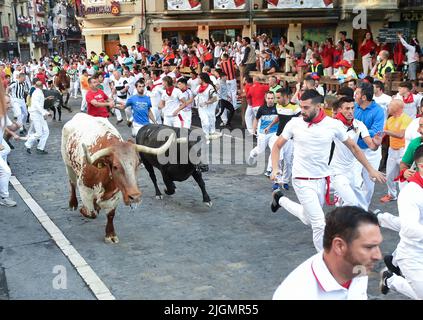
[{"x1": 61, "y1": 113, "x2": 175, "y2": 243}]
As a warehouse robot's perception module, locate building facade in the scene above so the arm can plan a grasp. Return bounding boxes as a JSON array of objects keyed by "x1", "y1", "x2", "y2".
[
  {"x1": 75, "y1": 0, "x2": 423, "y2": 61},
  {"x1": 75, "y1": 0, "x2": 145, "y2": 57},
  {"x1": 0, "y1": 0, "x2": 20, "y2": 60}
]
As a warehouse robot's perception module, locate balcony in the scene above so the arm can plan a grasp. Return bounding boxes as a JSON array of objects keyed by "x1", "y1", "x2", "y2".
[
  {"x1": 32, "y1": 33, "x2": 48, "y2": 44},
  {"x1": 398, "y1": 0, "x2": 423, "y2": 6},
  {"x1": 17, "y1": 24, "x2": 32, "y2": 36}
]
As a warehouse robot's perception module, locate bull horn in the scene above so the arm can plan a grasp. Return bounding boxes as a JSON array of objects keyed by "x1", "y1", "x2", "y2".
[
  {"x1": 135, "y1": 132, "x2": 176, "y2": 155},
  {"x1": 176, "y1": 137, "x2": 188, "y2": 144},
  {"x1": 82, "y1": 144, "x2": 114, "y2": 165}
]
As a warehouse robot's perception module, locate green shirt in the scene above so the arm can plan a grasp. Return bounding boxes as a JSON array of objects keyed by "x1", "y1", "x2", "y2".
[
  {"x1": 269, "y1": 85, "x2": 282, "y2": 95},
  {"x1": 402, "y1": 137, "x2": 423, "y2": 167}
]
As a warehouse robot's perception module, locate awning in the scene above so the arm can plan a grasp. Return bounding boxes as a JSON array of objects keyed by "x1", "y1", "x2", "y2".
[{"x1": 82, "y1": 26, "x2": 134, "y2": 36}]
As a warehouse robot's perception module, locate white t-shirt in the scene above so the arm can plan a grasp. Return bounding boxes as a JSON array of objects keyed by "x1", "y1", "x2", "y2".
[
  {"x1": 0, "y1": 116, "x2": 12, "y2": 145},
  {"x1": 194, "y1": 84, "x2": 218, "y2": 109},
  {"x1": 160, "y1": 71, "x2": 176, "y2": 80},
  {"x1": 282, "y1": 116, "x2": 349, "y2": 178},
  {"x1": 331, "y1": 119, "x2": 370, "y2": 175},
  {"x1": 405, "y1": 117, "x2": 421, "y2": 149},
  {"x1": 273, "y1": 251, "x2": 368, "y2": 300},
  {"x1": 373, "y1": 93, "x2": 392, "y2": 120},
  {"x1": 161, "y1": 87, "x2": 183, "y2": 116},
  {"x1": 188, "y1": 77, "x2": 200, "y2": 94},
  {"x1": 180, "y1": 89, "x2": 193, "y2": 112},
  {"x1": 393, "y1": 93, "x2": 422, "y2": 119},
  {"x1": 343, "y1": 49, "x2": 355, "y2": 65},
  {"x1": 396, "y1": 180, "x2": 423, "y2": 260},
  {"x1": 148, "y1": 79, "x2": 163, "y2": 109}
]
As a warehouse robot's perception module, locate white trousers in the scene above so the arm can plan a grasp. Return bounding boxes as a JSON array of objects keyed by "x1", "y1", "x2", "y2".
[
  {"x1": 0, "y1": 140, "x2": 11, "y2": 198},
  {"x1": 80, "y1": 89, "x2": 87, "y2": 111},
  {"x1": 227, "y1": 79, "x2": 238, "y2": 110},
  {"x1": 70, "y1": 80, "x2": 79, "y2": 98},
  {"x1": 12, "y1": 98, "x2": 27, "y2": 127},
  {"x1": 332, "y1": 170, "x2": 366, "y2": 208},
  {"x1": 279, "y1": 178, "x2": 326, "y2": 252},
  {"x1": 151, "y1": 106, "x2": 162, "y2": 124},
  {"x1": 250, "y1": 133, "x2": 277, "y2": 158},
  {"x1": 386, "y1": 147, "x2": 405, "y2": 199},
  {"x1": 362, "y1": 53, "x2": 373, "y2": 76},
  {"x1": 389, "y1": 256, "x2": 423, "y2": 300},
  {"x1": 163, "y1": 114, "x2": 183, "y2": 128},
  {"x1": 353, "y1": 148, "x2": 382, "y2": 210},
  {"x1": 267, "y1": 138, "x2": 293, "y2": 184},
  {"x1": 132, "y1": 122, "x2": 145, "y2": 137},
  {"x1": 114, "y1": 98, "x2": 131, "y2": 122},
  {"x1": 198, "y1": 104, "x2": 217, "y2": 137},
  {"x1": 245, "y1": 106, "x2": 258, "y2": 134},
  {"x1": 24, "y1": 112, "x2": 49, "y2": 151},
  {"x1": 179, "y1": 110, "x2": 192, "y2": 129}
]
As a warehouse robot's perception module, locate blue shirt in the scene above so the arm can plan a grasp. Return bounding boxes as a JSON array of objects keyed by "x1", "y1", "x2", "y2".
[
  {"x1": 126, "y1": 95, "x2": 152, "y2": 125},
  {"x1": 354, "y1": 100, "x2": 385, "y2": 149},
  {"x1": 256, "y1": 105, "x2": 278, "y2": 134}
]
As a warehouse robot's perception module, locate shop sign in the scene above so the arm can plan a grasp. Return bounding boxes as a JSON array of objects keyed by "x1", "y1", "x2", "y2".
[
  {"x1": 266, "y1": 0, "x2": 333, "y2": 8},
  {"x1": 82, "y1": 1, "x2": 120, "y2": 15},
  {"x1": 167, "y1": 0, "x2": 201, "y2": 10},
  {"x1": 214, "y1": 0, "x2": 246, "y2": 9}
]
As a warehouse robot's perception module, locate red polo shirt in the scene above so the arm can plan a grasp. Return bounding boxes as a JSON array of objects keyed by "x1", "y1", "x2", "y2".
[
  {"x1": 246, "y1": 82, "x2": 269, "y2": 108},
  {"x1": 86, "y1": 89, "x2": 110, "y2": 118}
]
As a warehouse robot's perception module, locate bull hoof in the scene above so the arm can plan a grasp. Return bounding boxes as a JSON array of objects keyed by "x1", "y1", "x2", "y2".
[
  {"x1": 164, "y1": 189, "x2": 175, "y2": 195},
  {"x1": 205, "y1": 201, "x2": 213, "y2": 208},
  {"x1": 156, "y1": 195, "x2": 163, "y2": 200},
  {"x1": 104, "y1": 235, "x2": 119, "y2": 244},
  {"x1": 80, "y1": 207, "x2": 97, "y2": 219}
]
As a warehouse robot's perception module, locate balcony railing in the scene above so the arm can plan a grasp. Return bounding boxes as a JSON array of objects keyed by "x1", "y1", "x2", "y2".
[
  {"x1": 32, "y1": 33, "x2": 48, "y2": 44},
  {"x1": 17, "y1": 24, "x2": 32, "y2": 36},
  {"x1": 341, "y1": 0, "x2": 398, "y2": 9},
  {"x1": 399, "y1": 0, "x2": 423, "y2": 6}
]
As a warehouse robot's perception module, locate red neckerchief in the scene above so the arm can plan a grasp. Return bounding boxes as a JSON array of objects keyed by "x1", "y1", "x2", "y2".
[
  {"x1": 408, "y1": 172, "x2": 423, "y2": 188},
  {"x1": 307, "y1": 109, "x2": 326, "y2": 127},
  {"x1": 403, "y1": 93, "x2": 414, "y2": 104},
  {"x1": 335, "y1": 113, "x2": 354, "y2": 127},
  {"x1": 181, "y1": 88, "x2": 187, "y2": 93},
  {"x1": 165, "y1": 86, "x2": 174, "y2": 96},
  {"x1": 198, "y1": 84, "x2": 209, "y2": 94}
]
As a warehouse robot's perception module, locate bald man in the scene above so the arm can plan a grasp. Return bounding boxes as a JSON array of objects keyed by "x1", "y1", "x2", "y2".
[{"x1": 380, "y1": 99, "x2": 413, "y2": 203}]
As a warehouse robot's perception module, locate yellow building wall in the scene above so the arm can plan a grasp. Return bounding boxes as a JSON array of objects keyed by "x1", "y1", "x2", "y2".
[{"x1": 85, "y1": 35, "x2": 104, "y2": 54}]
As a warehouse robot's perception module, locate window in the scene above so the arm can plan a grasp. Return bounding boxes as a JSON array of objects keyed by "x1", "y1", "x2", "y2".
[
  {"x1": 20, "y1": 6, "x2": 24, "y2": 17},
  {"x1": 8, "y1": 13, "x2": 11, "y2": 26},
  {"x1": 210, "y1": 29, "x2": 241, "y2": 43}
]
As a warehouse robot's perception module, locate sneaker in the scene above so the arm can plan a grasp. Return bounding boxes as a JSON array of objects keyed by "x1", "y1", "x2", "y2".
[
  {"x1": 380, "y1": 194, "x2": 396, "y2": 203},
  {"x1": 264, "y1": 170, "x2": 272, "y2": 177},
  {"x1": 220, "y1": 121, "x2": 227, "y2": 127},
  {"x1": 36, "y1": 149, "x2": 48, "y2": 154},
  {"x1": 0, "y1": 197, "x2": 17, "y2": 207},
  {"x1": 272, "y1": 183, "x2": 280, "y2": 191},
  {"x1": 271, "y1": 190, "x2": 284, "y2": 213},
  {"x1": 384, "y1": 255, "x2": 402, "y2": 276},
  {"x1": 127, "y1": 120, "x2": 133, "y2": 127},
  {"x1": 380, "y1": 268, "x2": 393, "y2": 295},
  {"x1": 26, "y1": 148, "x2": 31, "y2": 154},
  {"x1": 282, "y1": 183, "x2": 289, "y2": 191},
  {"x1": 247, "y1": 155, "x2": 257, "y2": 166},
  {"x1": 116, "y1": 119, "x2": 123, "y2": 125}
]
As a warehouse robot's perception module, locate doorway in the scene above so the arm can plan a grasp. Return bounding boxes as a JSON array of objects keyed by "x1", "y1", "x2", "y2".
[{"x1": 104, "y1": 34, "x2": 120, "y2": 58}]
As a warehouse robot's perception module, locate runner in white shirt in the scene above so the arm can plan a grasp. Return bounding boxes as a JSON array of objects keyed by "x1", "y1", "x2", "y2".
[
  {"x1": 380, "y1": 145, "x2": 423, "y2": 299},
  {"x1": 110, "y1": 70, "x2": 130, "y2": 124},
  {"x1": 193, "y1": 73, "x2": 220, "y2": 142},
  {"x1": 373, "y1": 80, "x2": 392, "y2": 120},
  {"x1": 188, "y1": 71, "x2": 201, "y2": 96},
  {"x1": 160, "y1": 63, "x2": 176, "y2": 80},
  {"x1": 147, "y1": 70, "x2": 163, "y2": 124},
  {"x1": 270, "y1": 89, "x2": 386, "y2": 252},
  {"x1": 176, "y1": 78, "x2": 194, "y2": 129},
  {"x1": 330, "y1": 97, "x2": 382, "y2": 208},
  {"x1": 393, "y1": 81, "x2": 422, "y2": 119},
  {"x1": 273, "y1": 206, "x2": 382, "y2": 300},
  {"x1": 159, "y1": 76, "x2": 185, "y2": 128}
]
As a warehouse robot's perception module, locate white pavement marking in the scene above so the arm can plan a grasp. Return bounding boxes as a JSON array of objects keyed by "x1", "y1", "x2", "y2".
[{"x1": 9, "y1": 175, "x2": 116, "y2": 300}]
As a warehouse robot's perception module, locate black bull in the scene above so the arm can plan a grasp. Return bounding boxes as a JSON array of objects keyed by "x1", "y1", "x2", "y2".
[{"x1": 136, "y1": 124, "x2": 212, "y2": 207}]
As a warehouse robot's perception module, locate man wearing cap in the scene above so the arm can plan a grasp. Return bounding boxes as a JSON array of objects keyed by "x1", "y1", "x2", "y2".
[
  {"x1": 262, "y1": 49, "x2": 279, "y2": 75},
  {"x1": 332, "y1": 60, "x2": 357, "y2": 82}
]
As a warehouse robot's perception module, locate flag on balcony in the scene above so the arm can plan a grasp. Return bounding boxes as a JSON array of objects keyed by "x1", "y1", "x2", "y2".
[
  {"x1": 266, "y1": 0, "x2": 333, "y2": 8},
  {"x1": 214, "y1": 0, "x2": 246, "y2": 9},
  {"x1": 167, "y1": 0, "x2": 202, "y2": 10}
]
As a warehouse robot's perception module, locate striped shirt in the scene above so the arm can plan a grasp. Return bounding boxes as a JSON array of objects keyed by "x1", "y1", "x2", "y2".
[
  {"x1": 220, "y1": 58, "x2": 236, "y2": 81},
  {"x1": 9, "y1": 81, "x2": 28, "y2": 99}
]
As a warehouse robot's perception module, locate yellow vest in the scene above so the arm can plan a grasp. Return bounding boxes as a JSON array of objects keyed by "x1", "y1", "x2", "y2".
[{"x1": 377, "y1": 60, "x2": 395, "y2": 80}]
